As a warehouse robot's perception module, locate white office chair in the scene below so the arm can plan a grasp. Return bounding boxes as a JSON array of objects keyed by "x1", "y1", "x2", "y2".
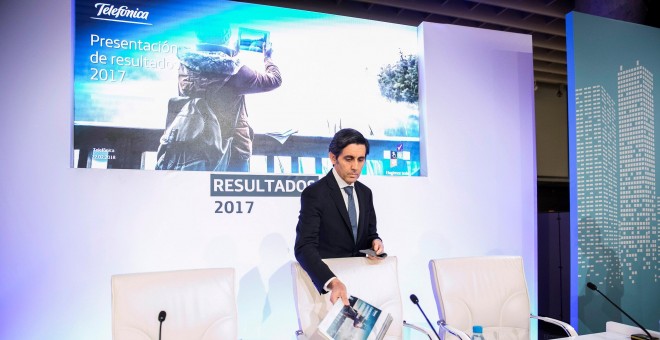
[
  {"x1": 111, "y1": 268, "x2": 238, "y2": 340},
  {"x1": 291, "y1": 256, "x2": 433, "y2": 340},
  {"x1": 429, "y1": 256, "x2": 577, "y2": 340}
]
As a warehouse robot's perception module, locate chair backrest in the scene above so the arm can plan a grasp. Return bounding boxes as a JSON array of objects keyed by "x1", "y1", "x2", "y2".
[
  {"x1": 429, "y1": 256, "x2": 531, "y2": 340},
  {"x1": 111, "y1": 268, "x2": 237, "y2": 340},
  {"x1": 291, "y1": 256, "x2": 404, "y2": 339}
]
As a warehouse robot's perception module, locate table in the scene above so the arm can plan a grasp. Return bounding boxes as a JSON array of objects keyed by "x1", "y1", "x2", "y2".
[{"x1": 554, "y1": 322, "x2": 660, "y2": 340}]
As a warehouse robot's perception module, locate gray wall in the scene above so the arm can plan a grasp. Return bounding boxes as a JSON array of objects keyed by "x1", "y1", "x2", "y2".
[{"x1": 535, "y1": 82, "x2": 569, "y2": 180}]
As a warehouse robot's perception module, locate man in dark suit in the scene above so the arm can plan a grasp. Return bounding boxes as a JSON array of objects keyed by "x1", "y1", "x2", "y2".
[{"x1": 294, "y1": 128, "x2": 385, "y2": 306}]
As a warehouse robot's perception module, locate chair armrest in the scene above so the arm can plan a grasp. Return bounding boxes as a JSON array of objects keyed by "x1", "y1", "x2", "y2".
[
  {"x1": 531, "y1": 315, "x2": 578, "y2": 337},
  {"x1": 439, "y1": 320, "x2": 471, "y2": 340},
  {"x1": 403, "y1": 320, "x2": 435, "y2": 339}
]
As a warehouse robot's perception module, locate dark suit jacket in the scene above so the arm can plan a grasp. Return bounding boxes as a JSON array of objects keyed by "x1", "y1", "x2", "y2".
[{"x1": 294, "y1": 171, "x2": 380, "y2": 293}]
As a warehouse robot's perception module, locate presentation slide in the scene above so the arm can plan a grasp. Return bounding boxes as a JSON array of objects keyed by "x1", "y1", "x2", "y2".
[{"x1": 73, "y1": 0, "x2": 421, "y2": 175}]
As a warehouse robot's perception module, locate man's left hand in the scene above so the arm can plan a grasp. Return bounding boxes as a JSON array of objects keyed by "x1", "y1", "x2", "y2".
[
  {"x1": 263, "y1": 41, "x2": 273, "y2": 59},
  {"x1": 370, "y1": 239, "x2": 384, "y2": 259}
]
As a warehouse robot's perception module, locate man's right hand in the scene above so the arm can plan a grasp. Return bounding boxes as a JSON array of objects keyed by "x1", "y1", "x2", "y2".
[{"x1": 328, "y1": 278, "x2": 350, "y2": 306}]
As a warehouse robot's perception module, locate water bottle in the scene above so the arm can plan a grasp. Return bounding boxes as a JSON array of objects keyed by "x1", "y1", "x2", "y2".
[{"x1": 472, "y1": 325, "x2": 485, "y2": 340}]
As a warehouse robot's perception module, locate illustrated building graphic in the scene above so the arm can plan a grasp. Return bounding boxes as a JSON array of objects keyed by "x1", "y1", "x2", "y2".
[
  {"x1": 576, "y1": 84, "x2": 620, "y2": 288},
  {"x1": 616, "y1": 61, "x2": 657, "y2": 284},
  {"x1": 576, "y1": 60, "x2": 658, "y2": 288}
]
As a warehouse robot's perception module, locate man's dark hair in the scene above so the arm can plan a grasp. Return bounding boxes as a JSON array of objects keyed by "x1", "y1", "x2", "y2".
[{"x1": 328, "y1": 128, "x2": 370, "y2": 157}]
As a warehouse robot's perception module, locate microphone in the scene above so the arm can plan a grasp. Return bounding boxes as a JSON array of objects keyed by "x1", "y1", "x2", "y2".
[
  {"x1": 158, "y1": 311, "x2": 166, "y2": 340},
  {"x1": 409, "y1": 294, "x2": 441, "y2": 339},
  {"x1": 586, "y1": 282, "x2": 657, "y2": 340}
]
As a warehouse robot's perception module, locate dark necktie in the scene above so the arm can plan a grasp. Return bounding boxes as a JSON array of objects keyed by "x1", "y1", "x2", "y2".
[{"x1": 343, "y1": 186, "x2": 358, "y2": 242}]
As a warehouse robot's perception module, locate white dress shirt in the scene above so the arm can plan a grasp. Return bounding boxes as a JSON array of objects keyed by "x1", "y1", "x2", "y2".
[{"x1": 324, "y1": 167, "x2": 362, "y2": 292}]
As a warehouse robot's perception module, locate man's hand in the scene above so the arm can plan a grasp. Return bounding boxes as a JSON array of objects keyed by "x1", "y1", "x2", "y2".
[
  {"x1": 263, "y1": 41, "x2": 273, "y2": 59},
  {"x1": 328, "y1": 278, "x2": 349, "y2": 306},
  {"x1": 230, "y1": 38, "x2": 240, "y2": 57},
  {"x1": 372, "y1": 239, "x2": 384, "y2": 256}
]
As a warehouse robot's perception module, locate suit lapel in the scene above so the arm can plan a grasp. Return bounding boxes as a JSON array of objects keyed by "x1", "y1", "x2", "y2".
[
  {"x1": 325, "y1": 171, "x2": 355, "y2": 240},
  {"x1": 354, "y1": 183, "x2": 366, "y2": 242}
]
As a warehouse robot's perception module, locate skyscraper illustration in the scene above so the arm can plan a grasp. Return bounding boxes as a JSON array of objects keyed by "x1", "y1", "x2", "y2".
[
  {"x1": 576, "y1": 60, "x2": 658, "y2": 290},
  {"x1": 617, "y1": 61, "x2": 657, "y2": 284},
  {"x1": 576, "y1": 85, "x2": 620, "y2": 288}
]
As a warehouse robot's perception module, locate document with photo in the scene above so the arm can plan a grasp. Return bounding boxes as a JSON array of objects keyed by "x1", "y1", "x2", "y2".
[{"x1": 318, "y1": 295, "x2": 393, "y2": 340}]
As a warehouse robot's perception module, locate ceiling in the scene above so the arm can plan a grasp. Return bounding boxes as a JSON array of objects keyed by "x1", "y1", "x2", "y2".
[{"x1": 237, "y1": 0, "x2": 659, "y2": 86}]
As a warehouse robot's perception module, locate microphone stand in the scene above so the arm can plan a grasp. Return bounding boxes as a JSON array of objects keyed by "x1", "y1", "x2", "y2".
[
  {"x1": 410, "y1": 294, "x2": 441, "y2": 339},
  {"x1": 588, "y1": 283, "x2": 657, "y2": 340},
  {"x1": 158, "y1": 311, "x2": 166, "y2": 340}
]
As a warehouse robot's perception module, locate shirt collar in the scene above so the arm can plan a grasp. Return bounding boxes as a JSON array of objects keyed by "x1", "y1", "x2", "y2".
[{"x1": 332, "y1": 167, "x2": 352, "y2": 188}]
